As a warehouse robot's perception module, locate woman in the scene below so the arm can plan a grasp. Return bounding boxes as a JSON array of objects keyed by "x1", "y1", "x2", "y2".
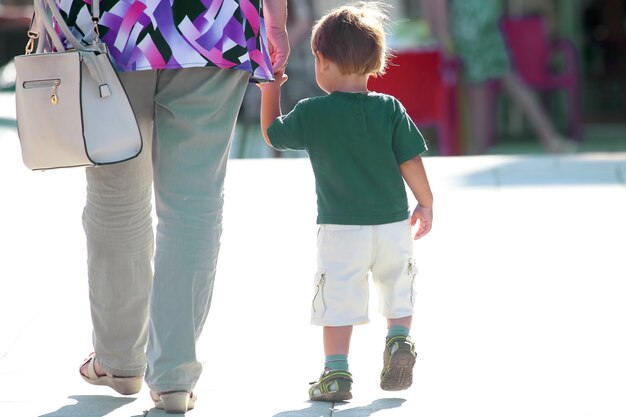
[
  {"x1": 52, "y1": 0, "x2": 289, "y2": 413},
  {"x1": 422, "y1": 0, "x2": 576, "y2": 154}
]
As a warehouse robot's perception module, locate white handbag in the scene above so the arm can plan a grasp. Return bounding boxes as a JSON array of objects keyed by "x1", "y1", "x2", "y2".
[{"x1": 14, "y1": 0, "x2": 142, "y2": 171}]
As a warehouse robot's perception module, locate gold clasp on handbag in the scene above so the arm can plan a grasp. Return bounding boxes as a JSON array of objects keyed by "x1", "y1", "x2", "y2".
[
  {"x1": 22, "y1": 78, "x2": 62, "y2": 105},
  {"x1": 92, "y1": 17, "x2": 101, "y2": 45},
  {"x1": 25, "y1": 31, "x2": 39, "y2": 55},
  {"x1": 51, "y1": 80, "x2": 60, "y2": 105}
]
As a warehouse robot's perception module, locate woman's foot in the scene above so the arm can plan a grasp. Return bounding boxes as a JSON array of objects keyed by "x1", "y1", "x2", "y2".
[
  {"x1": 544, "y1": 137, "x2": 578, "y2": 154},
  {"x1": 79, "y1": 353, "x2": 143, "y2": 395},
  {"x1": 79, "y1": 354, "x2": 106, "y2": 378},
  {"x1": 151, "y1": 390, "x2": 196, "y2": 413}
]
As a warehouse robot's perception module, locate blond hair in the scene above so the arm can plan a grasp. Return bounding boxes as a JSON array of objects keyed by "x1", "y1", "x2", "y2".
[{"x1": 311, "y1": 2, "x2": 390, "y2": 76}]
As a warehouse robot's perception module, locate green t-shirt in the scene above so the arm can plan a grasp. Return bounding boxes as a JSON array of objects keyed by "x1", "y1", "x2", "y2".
[{"x1": 267, "y1": 91, "x2": 427, "y2": 225}]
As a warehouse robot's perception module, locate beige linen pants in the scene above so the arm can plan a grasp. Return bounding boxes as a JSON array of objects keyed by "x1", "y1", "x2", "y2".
[{"x1": 82, "y1": 67, "x2": 249, "y2": 392}]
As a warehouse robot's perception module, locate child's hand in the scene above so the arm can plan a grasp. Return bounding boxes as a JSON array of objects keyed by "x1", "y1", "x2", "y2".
[
  {"x1": 273, "y1": 68, "x2": 289, "y2": 86},
  {"x1": 410, "y1": 205, "x2": 433, "y2": 240},
  {"x1": 257, "y1": 69, "x2": 288, "y2": 91}
]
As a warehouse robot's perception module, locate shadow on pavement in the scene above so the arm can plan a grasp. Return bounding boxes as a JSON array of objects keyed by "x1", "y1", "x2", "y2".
[
  {"x1": 0, "y1": 117, "x2": 15, "y2": 127},
  {"x1": 272, "y1": 398, "x2": 406, "y2": 417},
  {"x1": 38, "y1": 395, "x2": 136, "y2": 417},
  {"x1": 458, "y1": 156, "x2": 626, "y2": 187}
]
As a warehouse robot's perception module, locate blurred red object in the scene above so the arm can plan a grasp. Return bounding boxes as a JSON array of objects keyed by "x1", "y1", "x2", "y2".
[
  {"x1": 500, "y1": 15, "x2": 583, "y2": 141},
  {"x1": 368, "y1": 48, "x2": 462, "y2": 156}
]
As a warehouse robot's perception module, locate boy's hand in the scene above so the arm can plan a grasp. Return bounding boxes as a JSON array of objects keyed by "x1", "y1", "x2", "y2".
[
  {"x1": 410, "y1": 205, "x2": 433, "y2": 240},
  {"x1": 257, "y1": 69, "x2": 288, "y2": 91},
  {"x1": 258, "y1": 68, "x2": 286, "y2": 146},
  {"x1": 273, "y1": 68, "x2": 289, "y2": 86}
]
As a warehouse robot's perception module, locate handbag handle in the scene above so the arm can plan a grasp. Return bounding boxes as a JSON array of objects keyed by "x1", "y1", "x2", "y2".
[
  {"x1": 27, "y1": 1, "x2": 112, "y2": 98},
  {"x1": 31, "y1": 0, "x2": 65, "y2": 52},
  {"x1": 28, "y1": 0, "x2": 101, "y2": 54}
]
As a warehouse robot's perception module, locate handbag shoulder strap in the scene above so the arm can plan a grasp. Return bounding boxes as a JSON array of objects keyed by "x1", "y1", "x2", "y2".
[
  {"x1": 92, "y1": 1, "x2": 100, "y2": 21},
  {"x1": 31, "y1": 0, "x2": 101, "y2": 53},
  {"x1": 32, "y1": 0, "x2": 65, "y2": 51}
]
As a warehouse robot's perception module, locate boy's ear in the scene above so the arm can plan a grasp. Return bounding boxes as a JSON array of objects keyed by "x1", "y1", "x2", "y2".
[{"x1": 315, "y1": 51, "x2": 330, "y2": 71}]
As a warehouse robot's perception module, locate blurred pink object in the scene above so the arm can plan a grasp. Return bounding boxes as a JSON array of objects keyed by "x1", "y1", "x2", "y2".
[
  {"x1": 368, "y1": 48, "x2": 462, "y2": 156},
  {"x1": 500, "y1": 15, "x2": 583, "y2": 141},
  {"x1": 0, "y1": 5, "x2": 32, "y2": 29}
]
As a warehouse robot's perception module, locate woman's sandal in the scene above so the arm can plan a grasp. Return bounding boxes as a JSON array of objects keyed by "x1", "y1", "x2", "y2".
[
  {"x1": 79, "y1": 353, "x2": 143, "y2": 395},
  {"x1": 151, "y1": 390, "x2": 196, "y2": 414}
]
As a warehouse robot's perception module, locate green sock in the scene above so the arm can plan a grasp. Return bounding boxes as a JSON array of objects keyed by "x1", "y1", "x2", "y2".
[
  {"x1": 387, "y1": 325, "x2": 410, "y2": 338},
  {"x1": 325, "y1": 354, "x2": 349, "y2": 371}
]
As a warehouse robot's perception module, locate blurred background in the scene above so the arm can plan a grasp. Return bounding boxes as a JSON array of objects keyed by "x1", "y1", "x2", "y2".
[{"x1": 1, "y1": 0, "x2": 625, "y2": 158}]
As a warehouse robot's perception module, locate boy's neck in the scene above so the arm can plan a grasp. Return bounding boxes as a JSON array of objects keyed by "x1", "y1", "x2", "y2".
[{"x1": 328, "y1": 73, "x2": 370, "y2": 94}]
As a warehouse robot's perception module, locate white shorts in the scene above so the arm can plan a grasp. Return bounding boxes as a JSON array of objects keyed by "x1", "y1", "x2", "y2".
[{"x1": 311, "y1": 219, "x2": 418, "y2": 326}]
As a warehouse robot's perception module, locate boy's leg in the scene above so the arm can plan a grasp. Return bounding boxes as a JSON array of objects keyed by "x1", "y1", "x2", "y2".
[
  {"x1": 323, "y1": 325, "x2": 353, "y2": 356},
  {"x1": 383, "y1": 315, "x2": 416, "y2": 391},
  {"x1": 380, "y1": 330, "x2": 417, "y2": 391},
  {"x1": 387, "y1": 316, "x2": 412, "y2": 332},
  {"x1": 387, "y1": 316, "x2": 412, "y2": 340},
  {"x1": 310, "y1": 324, "x2": 354, "y2": 402},
  {"x1": 371, "y1": 220, "x2": 418, "y2": 391},
  {"x1": 322, "y1": 325, "x2": 352, "y2": 372},
  {"x1": 310, "y1": 224, "x2": 373, "y2": 401}
]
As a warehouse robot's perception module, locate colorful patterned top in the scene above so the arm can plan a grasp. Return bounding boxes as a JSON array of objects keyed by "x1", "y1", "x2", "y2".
[{"x1": 55, "y1": 0, "x2": 274, "y2": 82}]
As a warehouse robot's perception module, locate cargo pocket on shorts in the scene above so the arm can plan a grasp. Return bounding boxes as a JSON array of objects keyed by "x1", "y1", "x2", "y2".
[
  {"x1": 408, "y1": 258, "x2": 418, "y2": 306},
  {"x1": 311, "y1": 271, "x2": 327, "y2": 320}
]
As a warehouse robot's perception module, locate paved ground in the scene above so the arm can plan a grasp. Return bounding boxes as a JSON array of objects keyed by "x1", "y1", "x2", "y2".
[{"x1": 1, "y1": 99, "x2": 626, "y2": 416}]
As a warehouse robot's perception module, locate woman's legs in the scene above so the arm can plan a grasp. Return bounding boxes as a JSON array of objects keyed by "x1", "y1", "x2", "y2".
[
  {"x1": 82, "y1": 70, "x2": 158, "y2": 377},
  {"x1": 145, "y1": 67, "x2": 249, "y2": 393},
  {"x1": 467, "y1": 82, "x2": 495, "y2": 155},
  {"x1": 467, "y1": 73, "x2": 575, "y2": 154},
  {"x1": 501, "y1": 72, "x2": 576, "y2": 153}
]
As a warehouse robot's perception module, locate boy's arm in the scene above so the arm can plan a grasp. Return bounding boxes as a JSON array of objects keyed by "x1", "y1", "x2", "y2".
[
  {"x1": 258, "y1": 71, "x2": 287, "y2": 146},
  {"x1": 400, "y1": 155, "x2": 434, "y2": 239}
]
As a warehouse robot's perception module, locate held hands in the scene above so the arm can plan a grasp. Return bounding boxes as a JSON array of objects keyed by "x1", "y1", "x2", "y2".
[
  {"x1": 410, "y1": 205, "x2": 433, "y2": 240},
  {"x1": 261, "y1": 1, "x2": 289, "y2": 89},
  {"x1": 266, "y1": 25, "x2": 290, "y2": 73},
  {"x1": 258, "y1": 68, "x2": 287, "y2": 146},
  {"x1": 257, "y1": 67, "x2": 288, "y2": 91},
  {"x1": 273, "y1": 68, "x2": 289, "y2": 86}
]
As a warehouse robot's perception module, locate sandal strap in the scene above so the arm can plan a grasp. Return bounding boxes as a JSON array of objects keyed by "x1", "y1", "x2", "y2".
[
  {"x1": 81, "y1": 353, "x2": 99, "y2": 380},
  {"x1": 385, "y1": 335, "x2": 412, "y2": 348},
  {"x1": 313, "y1": 370, "x2": 353, "y2": 389}
]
